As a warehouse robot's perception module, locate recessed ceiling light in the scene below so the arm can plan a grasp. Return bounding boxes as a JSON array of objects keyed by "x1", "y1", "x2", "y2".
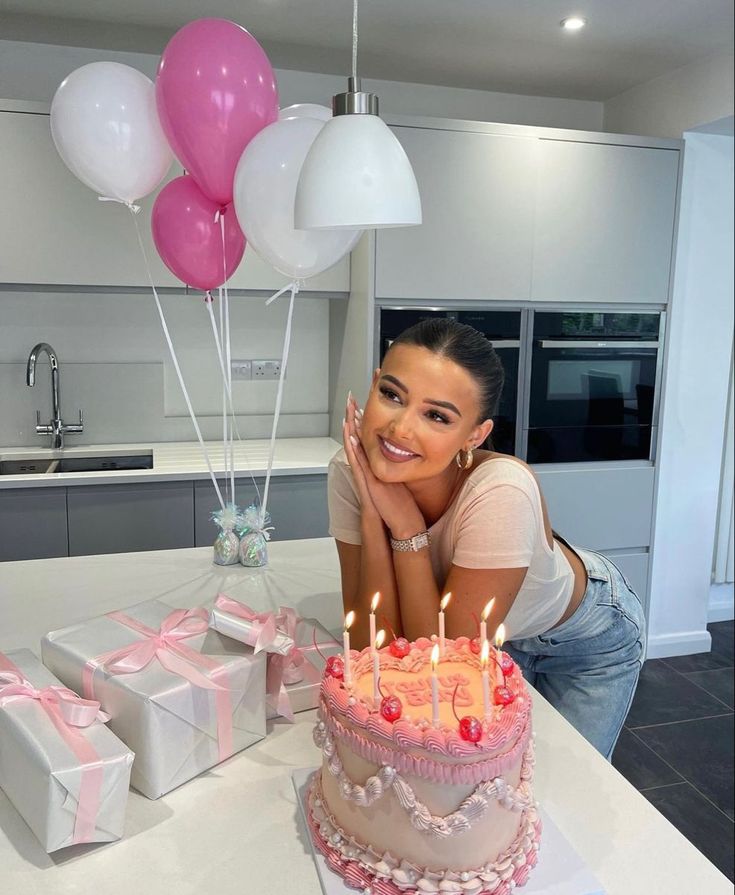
[{"x1": 560, "y1": 16, "x2": 587, "y2": 31}]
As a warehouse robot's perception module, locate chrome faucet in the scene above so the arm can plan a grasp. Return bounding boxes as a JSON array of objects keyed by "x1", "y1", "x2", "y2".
[{"x1": 26, "y1": 342, "x2": 83, "y2": 449}]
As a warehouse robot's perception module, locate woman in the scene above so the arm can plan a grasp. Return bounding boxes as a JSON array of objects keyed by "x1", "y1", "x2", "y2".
[{"x1": 329, "y1": 318, "x2": 645, "y2": 760}]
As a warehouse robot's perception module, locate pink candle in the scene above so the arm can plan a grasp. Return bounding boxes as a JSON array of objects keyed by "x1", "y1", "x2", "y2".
[
  {"x1": 430, "y1": 644, "x2": 440, "y2": 726},
  {"x1": 343, "y1": 611, "x2": 355, "y2": 686},
  {"x1": 480, "y1": 640, "x2": 492, "y2": 721},
  {"x1": 372, "y1": 629, "x2": 385, "y2": 701},
  {"x1": 369, "y1": 592, "x2": 380, "y2": 649},
  {"x1": 438, "y1": 593, "x2": 451, "y2": 656},
  {"x1": 479, "y1": 598, "x2": 495, "y2": 645},
  {"x1": 494, "y1": 624, "x2": 507, "y2": 688}
]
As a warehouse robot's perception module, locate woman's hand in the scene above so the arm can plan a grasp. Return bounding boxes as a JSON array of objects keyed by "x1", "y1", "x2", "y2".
[{"x1": 343, "y1": 393, "x2": 426, "y2": 538}]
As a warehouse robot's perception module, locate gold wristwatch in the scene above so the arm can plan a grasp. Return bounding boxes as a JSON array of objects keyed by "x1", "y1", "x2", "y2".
[{"x1": 389, "y1": 530, "x2": 431, "y2": 552}]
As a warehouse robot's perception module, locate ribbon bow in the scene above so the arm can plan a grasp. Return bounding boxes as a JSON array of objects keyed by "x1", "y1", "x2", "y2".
[
  {"x1": 213, "y1": 595, "x2": 305, "y2": 721},
  {"x1": 0, "y1": 653, "x2": 109, "y2": 844},
  {"x1": 83, "y1": 607, "x2": 233, "y2": 760}
]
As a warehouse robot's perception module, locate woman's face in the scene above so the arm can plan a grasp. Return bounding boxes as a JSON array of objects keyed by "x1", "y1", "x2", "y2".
[{"x1": 361, "y1": 344, "x2": 493, "y2": 483}]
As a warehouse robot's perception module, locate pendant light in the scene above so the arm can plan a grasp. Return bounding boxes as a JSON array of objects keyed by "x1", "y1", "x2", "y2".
[{"x1": 294, "y1": 0, "x2": 422, "y2": 230}]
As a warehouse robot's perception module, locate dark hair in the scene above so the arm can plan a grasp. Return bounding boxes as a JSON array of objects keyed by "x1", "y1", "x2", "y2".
[{"x1": 388, "y1": 319, "x2": 505, "y2": 423}]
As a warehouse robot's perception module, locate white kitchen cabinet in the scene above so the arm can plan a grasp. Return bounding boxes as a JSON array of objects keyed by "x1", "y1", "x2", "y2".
[
  {"x1": 531, "y1": 140, "x2": 680, "y2": 303},
  {"x1": 375, "y1": 127, "x2": 538, "y2": 301},
  {"x1": 0, "y1": 109, "x2": 182, "y2": 288}
]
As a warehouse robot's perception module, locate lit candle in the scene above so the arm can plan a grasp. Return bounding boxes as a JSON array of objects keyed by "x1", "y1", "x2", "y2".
[
  {"x1": 479, "y1": 599, "x2": 495, "y2": 645},
  {"x1": 369, "y1": 592, "x2": 380, "y2": 649},
  {"x1": 480, "y1": 639, "x2": 492, "y2": 722},
  {"x1": 343, "y1": 611, "x2": 355, "y2": 686},
  {"x1": 430, "y1": 644, "x2": 440, "y2": 726},
  {"x1": 372, "y1": 629, "x2": 385, "y2": 701},
  {"x1": 494, "y1": 624, "x2": 506, "y2": 688},
  {"x1": 438, "y1": 592, "x2": 451, "y2": 656}
]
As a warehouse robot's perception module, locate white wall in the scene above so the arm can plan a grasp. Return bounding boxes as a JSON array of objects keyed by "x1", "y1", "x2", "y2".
[
  {"x1": 647, "y1": 132, "x2": 735, "y2": 656},
  {"x1": 604, "y1": 53, "x2": 734, "y2": 139},
  {"x1": 0, "y1": 39, "x2": 604, "y2": 131}
]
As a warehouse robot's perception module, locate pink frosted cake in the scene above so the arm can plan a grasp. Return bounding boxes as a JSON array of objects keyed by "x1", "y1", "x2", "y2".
[{"x1": 307, "y1": 636, "x2": 541, "y2": 894}]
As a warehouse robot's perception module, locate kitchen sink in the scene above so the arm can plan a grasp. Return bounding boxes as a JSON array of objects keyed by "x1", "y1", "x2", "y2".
[{"x1": 0, "y1": 454, "x2": 153, "y2": 475}]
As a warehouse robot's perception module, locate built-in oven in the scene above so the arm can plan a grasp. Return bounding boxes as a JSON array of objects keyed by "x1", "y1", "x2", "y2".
[
  {"x1": 524, "y1": 311, "x2": 663, "y2": 463},
  {"x1": 378, "y1": 307, "x2": 521, "y2": 455}
]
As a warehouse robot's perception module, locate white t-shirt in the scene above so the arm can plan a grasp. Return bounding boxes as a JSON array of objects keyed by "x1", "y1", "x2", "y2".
[{"x1": 327, "y1": 450, "x2": 575, "y2": 640}]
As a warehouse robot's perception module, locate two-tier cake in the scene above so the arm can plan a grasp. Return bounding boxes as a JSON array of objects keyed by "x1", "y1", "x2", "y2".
[{"x1": 307, "y1": 635, "x2": 541, "y2": 894}]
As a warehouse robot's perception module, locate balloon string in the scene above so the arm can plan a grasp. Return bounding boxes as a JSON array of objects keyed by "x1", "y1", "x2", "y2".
[
  {"x1": 220, "y1": 214, "x2": 235, "y2": 504},
  {"x1": 204, "y1": 295, "x2": 263, "y2": 508},
  {"x1": 217, "y1": 285, "x2": 230, "y2": 505},
  {"x1": 261, "y1": 281, "x2": 298, "y2": 523},
  {"x1": 128, "y1": 210, "x2": 225, "y2": 511}
]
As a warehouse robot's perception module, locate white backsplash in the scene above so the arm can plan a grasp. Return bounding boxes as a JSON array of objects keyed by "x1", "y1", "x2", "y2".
[{"x1": 0, "y1": 289, "x2": 330, "y2": 447}]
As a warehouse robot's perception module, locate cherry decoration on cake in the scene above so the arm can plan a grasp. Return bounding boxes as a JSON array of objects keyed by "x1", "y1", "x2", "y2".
[
  {"x1": 382, "y1": 616, "x2": 411, "y2": 658},
  {"x1": 494, "y1": 685, "x2": 515, "y2": 706},
  {"x1": 377, "y1": 677, "x2": 403, "y2": 722},
  {"x1": 452, "y1": 683, "x2": 482, "y2": 743},
  {"x1": 312, "y1": 630, "x2": 344, "y2": 680},
  {"x1": 499, "y1": 652, "x2": 515, "y2": 676}
]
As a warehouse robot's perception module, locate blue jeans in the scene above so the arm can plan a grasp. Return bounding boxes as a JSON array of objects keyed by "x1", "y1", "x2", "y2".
[{"x1": 505, "y1": 546, "x2": 646, "y2": 761}]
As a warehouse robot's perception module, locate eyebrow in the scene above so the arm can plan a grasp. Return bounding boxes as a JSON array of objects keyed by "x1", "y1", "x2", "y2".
[{"x1": 380, "y1": 374, "x2": 462, "y2": 417}]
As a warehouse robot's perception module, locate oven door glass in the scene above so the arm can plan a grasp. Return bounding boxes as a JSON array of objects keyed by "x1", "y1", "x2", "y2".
[{"x1": 527, "y1": 343, "x2": 658, "y2": 463}]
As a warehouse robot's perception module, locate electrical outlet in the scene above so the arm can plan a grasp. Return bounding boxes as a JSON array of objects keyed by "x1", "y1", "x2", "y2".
[
  {"x1": 252, "y1": 359, "x2": 283, "y2": 381},
  {"x1": 231, "y1": 359, "x2": 252, "y2": 380}
]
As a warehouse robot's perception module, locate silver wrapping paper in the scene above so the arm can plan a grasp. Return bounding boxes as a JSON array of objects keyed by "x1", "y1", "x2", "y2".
[
  {"x1": 209, "y1": 606, "x2": 295, "y2": 656},
  {"x1": 0, "y1": 649, "x2": 133, "y2": 853},
  {"x1": 41, "y1": 600, "x2": 267, "y2": 800},
  {"x1": 265, "y1": 618, "x2": 342, "y2": 719}
]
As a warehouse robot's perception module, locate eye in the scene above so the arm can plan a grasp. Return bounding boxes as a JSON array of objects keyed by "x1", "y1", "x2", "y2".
[
  {"x1": 427, "y1": 410, "x2": 450, "y2": 425},
  {"x1": 379, "y1": 386, "x2": 401, "y2": 403}
]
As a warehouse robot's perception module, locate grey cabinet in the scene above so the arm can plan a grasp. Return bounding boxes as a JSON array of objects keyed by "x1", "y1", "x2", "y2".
[
  {"x1": 194, "y1": 474, "x2": 329, "y2": 546},
  {"x1": 531, "y1": 140, "x2": 680, "y2": 303},
  {"x1": 67, "y1": 481, "x2": 195, "y2": 556},
  {"x1": 375, "y1": 127, "x2": 537, "y2": 301},
  {"x1": 0, "y1": 487, "x2": 68, "y2": 561}
]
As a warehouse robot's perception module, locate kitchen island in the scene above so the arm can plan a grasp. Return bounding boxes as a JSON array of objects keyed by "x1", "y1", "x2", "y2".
[{"x1": 0, "y1": 541, "x2": 730, "y2": 895}]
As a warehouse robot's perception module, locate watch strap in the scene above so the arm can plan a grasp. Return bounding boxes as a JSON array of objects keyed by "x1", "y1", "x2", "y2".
[{"x1": 389, "y1": 530, "x2": 431, "y2": 552}]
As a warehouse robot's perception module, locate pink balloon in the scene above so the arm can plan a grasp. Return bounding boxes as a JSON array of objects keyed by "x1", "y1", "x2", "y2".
[
  {"x1": 151, "y1": 175, "x2": 245, "y2": 291},
  {"x1": 156, "y1": 18, "x2": 279, "y2": 206}
]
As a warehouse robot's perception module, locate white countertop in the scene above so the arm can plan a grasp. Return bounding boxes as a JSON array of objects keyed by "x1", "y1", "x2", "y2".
[
  {"x1": 0, "y1": 437, "x2": 341, "y2": 489},
  {"x1": 0, "y1": 541, "x2": 730, "y2": 895}
]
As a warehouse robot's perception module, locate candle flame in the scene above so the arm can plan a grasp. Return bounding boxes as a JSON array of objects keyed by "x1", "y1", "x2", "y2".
[
  {"x1": 480, "y1": 639, "x2": 490, "y2": 668},
  {"x1": 440, "y1": 592, "x2": 452, "y2": 612},
  {"x1": 375, "y1": 629, "x2": 386, "y2": 649},
  {"x1": 481, "y1": 598, "x2": 495, "y2": 621},
  {"x1": 370, "y1": 592, "x2": 381, "y2": 613},
  {"x1": 430, "y1": 643, "x2": 439, "y2": 671},
  {"x1": 344, "y1": 610, "x2": 355, "y2": 631},
  {"x1": 495, "y1": 624, "x2": 506, "y2": 648}
]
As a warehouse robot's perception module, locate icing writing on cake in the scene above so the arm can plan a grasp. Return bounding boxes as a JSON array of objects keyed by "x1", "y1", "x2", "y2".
[{"x1": 382, "y1": 672, "x2": 473, "y2": 707}]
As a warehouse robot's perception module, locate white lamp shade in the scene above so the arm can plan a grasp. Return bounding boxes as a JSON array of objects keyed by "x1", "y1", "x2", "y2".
[{"x1": 295, "y1": 114, "x2": 422, "y2": 230}]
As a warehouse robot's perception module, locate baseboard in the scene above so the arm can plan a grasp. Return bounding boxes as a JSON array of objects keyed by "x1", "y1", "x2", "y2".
[
  {"x1": 646, "y1": 629, "x2": 713, "y2": 660},
  {"x1": 708, "y1": 582, "x2": 734, "y2": 623}
]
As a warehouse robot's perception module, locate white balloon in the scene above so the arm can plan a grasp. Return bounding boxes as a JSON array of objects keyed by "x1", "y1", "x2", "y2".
[
  {"x1": 50, "y1": 61, "x2": 173, "y2": 204},
  {"x1": 233, "y1": 117, "x2": 361, "y2": 280},
  {"x1": 278, "y1": 103, "x2": 332, "y2": 122}
]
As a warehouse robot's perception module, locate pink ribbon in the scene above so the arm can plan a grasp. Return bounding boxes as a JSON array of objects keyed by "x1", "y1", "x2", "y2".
[
  {"x1": 82, "y1": 607, "x2": 233, "y2": 761},
  {"x1": 0, "y1": 652, "x2": 107, "y2": 845},
  {"x1": 214, "y1": 595, "x2": 306, "y2": 721}
]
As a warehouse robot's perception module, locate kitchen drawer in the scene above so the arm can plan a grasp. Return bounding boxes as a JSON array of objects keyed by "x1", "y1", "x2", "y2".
[
  {"x1": 67, "y1": 481, "x2": 195, "y2": 556},
  {"x1": 0, "y1": 487, "x2": 68, "y2": 561}
]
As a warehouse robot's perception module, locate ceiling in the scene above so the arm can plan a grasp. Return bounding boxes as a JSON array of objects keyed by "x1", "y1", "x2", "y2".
[{"x1": 1, "y1": 0, "x2": 733, "y2": 101}]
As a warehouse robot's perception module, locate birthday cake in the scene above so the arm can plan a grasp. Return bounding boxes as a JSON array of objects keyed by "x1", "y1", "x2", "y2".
[{"x1": 307, "y1": 636, "x2": 541, "y2": 894}]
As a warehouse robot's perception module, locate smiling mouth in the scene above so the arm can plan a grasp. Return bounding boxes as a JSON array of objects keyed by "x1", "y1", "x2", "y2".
[{"x1": 377, "y1": 435, "x2": 420, "y2": 462}]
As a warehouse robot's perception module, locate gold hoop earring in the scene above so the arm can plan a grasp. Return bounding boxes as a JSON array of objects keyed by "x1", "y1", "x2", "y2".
[{"x1": 456, "y1": 448, "x2": 473, "y2": 470}]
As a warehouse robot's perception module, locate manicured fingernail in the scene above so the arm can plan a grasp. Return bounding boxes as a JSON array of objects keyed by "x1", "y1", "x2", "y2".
[
  {"x1": 349, "y1": 434, "x2": 358, "y2": 445},
  {"x1": 355, "y1": 416, "x2": 362, "y2": 428},
  {"x1": 341, "y1": 417, "x2": 345, "y2": 426},
  {"x1": 347, "y1": 390, "x2": 353, "y2": 404},
  {"x1": 355, "y1": 408, "x2": 363, "y2": 418}
]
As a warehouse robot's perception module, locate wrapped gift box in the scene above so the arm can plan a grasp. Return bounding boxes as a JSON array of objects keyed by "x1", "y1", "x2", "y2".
[
  {"x1": 209, "y1": 595, "x2": 341, "y2": 720},
  {"x1": 0, "y1": 649, "x2": 133, "y2": 852},
  {"x1": 41, "y1": 600, "x2": 266, "y2": 800}
]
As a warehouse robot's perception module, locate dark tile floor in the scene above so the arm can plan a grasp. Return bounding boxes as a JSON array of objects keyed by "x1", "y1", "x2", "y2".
[{"x1": 613, "y1": 620, "x2": 734, "y2": 882}]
